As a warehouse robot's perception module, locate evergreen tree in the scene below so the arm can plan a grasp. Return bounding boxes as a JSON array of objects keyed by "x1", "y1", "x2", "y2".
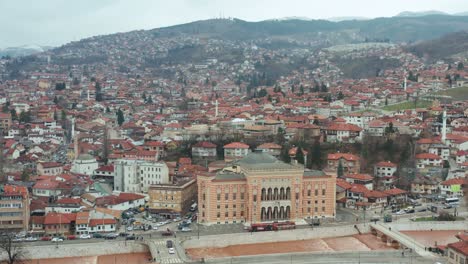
[
  {"x1": 10, "y1": 109, "x2": 17, "y2": 120},
  {"x1": 320, "y1": 83, "x2": 328, "y2": 92},
  {"x1": 53, "y1": 110, "x2": 58, "y2": 121},
  {"x1": 19, "y1": 111, "x2": 31, "y2": 123},
  {"x1": 457, "y1": 62, "x2": 464, "y2": 70},
  {"x1": 1, "y1": 102, "x2": 9, "y2": 113},
  {"x1": 95, "y1": 82, "x2": 103, "y2": 101},
  {"x1": 21, "y1": 170, "x2": 29, "y2": 181},
  {"x1": 311, "y1": 140, "x2": 322, "y2": 169},
  {"x1": 337, "y1": 91, "x2": 344, "y2": 100},
  {"x1": 147, "y1": 96, "x2": 153, "y2": 104},
  {"x1": 337, "y1": 160, "x2": 344, "y2": 177},
  {"x1": 106, "y1": 106, "x2": 110, "y2": 113},
  {"x1": 142, "y1": 92, "x2": 147, "y2": 102},
  {"x1": 296, "y1": 146, "x2": 305, "y2": 164},
  {"x1": 385, "y1": 97, "x2": 388, "y2": 106},
  {"x1": 299, "y1": 85, "x2": 304, "y2": 95},
  {"x1": 53, "y1": 96, "x2": 58, "y2": 104},
  {"x1": 116, "y1": 109, "x2": 125, "y2": 126}
]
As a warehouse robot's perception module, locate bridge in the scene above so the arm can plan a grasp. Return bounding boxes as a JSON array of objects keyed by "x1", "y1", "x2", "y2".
[
  {"x1": 369, "y1": 223, "x2": 435, "y2": 258},
  {"x1": 141, "y1": 239, "x2": 184, "y2": 264}
]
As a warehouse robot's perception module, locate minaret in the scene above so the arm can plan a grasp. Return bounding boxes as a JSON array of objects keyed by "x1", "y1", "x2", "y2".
[
  {"x1": 442, "y1": 110, "x2": 447, "y2": 144},
  {"x1": 215, "y1": 100, "x2": 219, "y2": 117},
  {"x1": 71, "y1": 117, "x2": 75, "y2": 139},
  {"x1": 87, "y1": 89, "x2": 90, "y2": 101},
  {"x1": 404, "y1": 77, "x2": 407, "y2": 91}
]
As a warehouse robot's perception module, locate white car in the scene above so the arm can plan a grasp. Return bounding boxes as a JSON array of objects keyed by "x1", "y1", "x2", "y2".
[
  {"x1": 168, "y1": 248, "x2": 175, "y2": 254},
  {"x1": 181, "y1": 227, "x2": 192, "y2": 232},
  {"x1": 24, "y1": 237, "x2": 38, "y2": 242},
  {"x1": 79, "y1": 234, "x2": 91, "y2": 239},
  {"x1": 127, "y1": 226, "x2": 134, "y2": 231},
  {"x1": 156, "y1": 222, "x2": 165, "y2": 227},
  {"x1": 152, "y1": 225, "x2": 158, "y2": 230},
  {"x1": 396, "y1": 210, "x2": 406, "y2": 215},
  {"x1": 51, "y1": 237, "x2": 63, "y2": 242}
]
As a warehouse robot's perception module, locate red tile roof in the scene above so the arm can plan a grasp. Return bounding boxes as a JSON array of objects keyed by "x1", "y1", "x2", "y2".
[
  {"x1": 375, "y1": 161, "x2": 397, "y2": 168},
  {"x1": 193, "y1": 141, "x2": 217, "y2": 148},
  {"x1": 336, "y1": 178, "x2": 352, "y2": 190},
  {"x1": 257, "y1": 143, "x2": 282, "y2": 149},
  {"x1": 448, "y1": 241, "x2": 468, "y2": 257},
  {"x1": 44, "y1": 213, "x2": 76, "y2": 225},
  {"x1": 415, "y1": 153, "x2": 441, "y2": 160},
  {"x1": 88, "y1": 218, "x2": 116, "y2": 227},
  {"x1": 383, "y1": 188, "x2": 407, "y2": 196},
  {"x1": 440, "y1": 178, "x2": 465, "y2": 186},
  {"x1": 327, "y1": 123, "x2": 362, "y2": 132},
  {"x1": 224, "y1": 142, "x2": 249, "y2": 149},
  {"x1": 344, "y1": 173, "x2": 373, "y2": 181},
  {"x1": 328, "y1": 153, "x2": 360, "y2": 161}
]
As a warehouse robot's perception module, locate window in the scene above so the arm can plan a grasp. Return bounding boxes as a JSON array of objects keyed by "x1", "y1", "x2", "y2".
[
  {"x1": 322, "y1": 207, "x2": 325, "y2": 212},
  {"x1": 314, "y1": 207, "x2": 318, "y2": 212},
  {"x1": 307, "y1": 190, "x2": 311, "y2": 196},
  {"x1": 233, "y1": 204, "x2": 236, "y2": 209},
  {"x1": 253, "y1": 195, "x2": 257, "y2": 202},
  {"x1": 295, "y1": 193, "x2": 299, "y2": 200},
  {"x1": 322, "y1": 189, "x2": 326, "y2": 196},
  {"x1": 225, "y1": 193, "x2": 229, "y2": 200},
  {"x1": 233, "y1": 193, "x2": 236, "y2": 200},
  {"x1": 225, "y1": 212, "x2": 228, "y2": 217},
  {"x1": 241, "y1": 193, "x2": 244, "y2": 199},
  {"x1": 225, "y1": 204, "x2": 228, "y2": 209},
  {"x1": 217, "y1": 205, "x2": 220, "y2": 209},
  {"x1": 233, "y1": 212, "x2": 236, "y2": 217},
  {"x1": 217, "y1": 194, "x2": 220, "y2": 201},
  {"x1": 241, "y1": 211, "x2": 244, "y2": 217},
  {"x1": 315, "y1": 190, "x2": 318, "y2": 196}
]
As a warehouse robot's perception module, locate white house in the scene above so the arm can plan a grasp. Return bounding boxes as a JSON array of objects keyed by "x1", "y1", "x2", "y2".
[
  {"x1": 71, "y1": 154, "x2": 99, "y2": 176},
  {"x1": 374, "y1": 161, "x2": 398, "y2": 177},
  {"x1": 114, "y1": 159, "x2": 169, "y2": 193},
  {"x1": 415, "y1": 153, "x2": 443, "y2": 169},
  {"x1": 439, "y1": 178, "x2": 465, "y2": 197}
]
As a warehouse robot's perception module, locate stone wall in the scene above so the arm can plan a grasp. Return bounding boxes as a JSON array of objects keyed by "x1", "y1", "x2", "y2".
[
  {"x1": 183, "y1": 223, "x2": 370, "y2": 248},
  {"x1": 1, "y1": 241, "x2": 148, "y2": 261},
  {"x1": 389, "y1": 221, "x2": 468, "y2": 231}
]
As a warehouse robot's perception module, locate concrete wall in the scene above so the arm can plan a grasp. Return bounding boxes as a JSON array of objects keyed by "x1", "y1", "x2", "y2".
[
  {"x1": 0, "y1": 241, "x2": 147, "y2": 261},
  {"x1": 389, "y1": 221, "x2": 468, "y2": 231},
  {"x1": 183, "y1": 224, "x2": 370, "y2": 249}
]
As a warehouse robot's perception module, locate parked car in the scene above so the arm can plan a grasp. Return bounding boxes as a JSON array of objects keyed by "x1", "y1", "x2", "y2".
[
  {"x1": 127, "y1": 226, "x2": 134, "y2": 231},
  {"x1": 41, "y1": 236, "x2": 52, "y2": 241},
  {"x1": 105, "y1": 233, "x2": 118, "y2": 240},
  {"x1": 67, "y1": 235, "x2": 76, "y2": 240},
  {"x1": 168, "y1": 248, "x2": 175, "y2": 254},
  {"x1": 51, "y1": 237, "x2": 63, "y2": 242},
  {"x1": 181, "y1": 227, "x2": 192, "y2": 232},
  {"x1": 79, "y1": 234, "x2": 91, "y2": 239},
  {"x1": 119, "y1": 232, "x2": 129, "y2": 237},
  {"x1": 396, "y1": 210, "x2": 405, "y2": 215},
  {"x1": 125, "y1": 235, "x2": 136, "y2": 240},
  {"x1": 93, "y1": 233, "x2": 104, "y2": 239},
  {"x1": 24, "y1": 236, "x2": 38, "y2": 242},
  {"x1": 152, "y1": 225, "x2": 158, "y2": 230}
]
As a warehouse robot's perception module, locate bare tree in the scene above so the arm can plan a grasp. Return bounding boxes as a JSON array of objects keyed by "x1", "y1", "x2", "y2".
[{"x1": 0, "y1": 233, "x2": 26, "y2": 264}]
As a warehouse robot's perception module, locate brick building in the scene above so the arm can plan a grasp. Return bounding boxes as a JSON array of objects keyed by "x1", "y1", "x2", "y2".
[
  {"x1": 197, "y1": 152, "x2": 336, "y2": 225},
  {"x1": 0, "y1": 185, "x2": 30, "y2": 232},
  {"x1": 326, "y1": 153, "x2": 361, "y2": 175},
  {"x1": 148, "y1": 178, "x2": 197, "y2": 218}
]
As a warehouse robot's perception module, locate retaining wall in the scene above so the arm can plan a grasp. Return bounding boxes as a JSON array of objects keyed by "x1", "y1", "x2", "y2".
[
  {"x1": 388, "y1": 221, "x2": 468, "y2": 231},
  {"x1": 183, "y1": 223, "x2": 371, "y2": 249}
]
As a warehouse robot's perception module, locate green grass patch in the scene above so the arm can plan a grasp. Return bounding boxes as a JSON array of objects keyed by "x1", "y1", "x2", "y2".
[
  {"x1": 434, "y1": 86, "x2": 468, "y2": 100},
  {"x1": 413, "y1": 216, "x2": 465, "y2": 222},
  {"x1": 382, "y1": 100, "x2": 433, "y2": 111}
]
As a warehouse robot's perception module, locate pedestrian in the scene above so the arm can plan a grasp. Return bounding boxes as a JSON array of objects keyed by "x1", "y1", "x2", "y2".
[
  {"x1": 402, "y1": 251, "x2": 404, "y2": 257},
  {"x1": 424, "y1": 247, "x2": 427, "y2": 251}
]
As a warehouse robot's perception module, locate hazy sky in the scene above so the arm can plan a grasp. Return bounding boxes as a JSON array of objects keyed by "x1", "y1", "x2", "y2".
[{"x1": 1, "y1": 0, "x2": 468, "y2": 48}]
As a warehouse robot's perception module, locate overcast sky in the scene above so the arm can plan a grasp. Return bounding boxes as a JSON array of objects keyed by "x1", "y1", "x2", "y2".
[{"x1": 1, "y1": 0, "x2": 467, "y2": 48}]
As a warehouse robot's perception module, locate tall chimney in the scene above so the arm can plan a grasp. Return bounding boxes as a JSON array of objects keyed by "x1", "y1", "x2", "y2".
[
  {"x1": 215, "y1": 100, "x2": 219, "y2": 117},
  {"x1": 404, "y1": 77, "x2": 407, "y2": 91}
]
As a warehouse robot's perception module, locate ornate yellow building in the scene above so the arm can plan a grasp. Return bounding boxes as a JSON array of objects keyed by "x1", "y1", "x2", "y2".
[{"x1": 198, "y1": 152, "x2": 336, "y2": 225}]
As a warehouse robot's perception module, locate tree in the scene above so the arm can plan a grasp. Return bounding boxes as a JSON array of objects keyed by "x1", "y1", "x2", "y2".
[
  {"x1": 457, "y1": 62, "x2": 464, "y2": 70},
  {"x1": 102, "y1": 126, "x2": 109, "y2": 165},
  {"x1": 53, "y1": 96, "x2": 58, "y2": 105},
  {"x1": 147, "y1": 96, "x2": 153, "y2": 104},
  {"x1": 385, "y1": 97, "x2": 388, "y2": 106},
  {"x1": 385, "y1": 122, "x2": 395, "y2": 135},
  {"x1": 0, "y1": 233, "x2": 25, "y2": 264},
  {"x1": 311, "y1": 140, "x2": 322, "y2": 169},
  {"x1": 61, "y1": 110, "x2": 66, "y2": 121},
  {"x1": 142, "y1": 92, "x2": 147, "y2": 102},
  {"x1": 296, "y1": 146, "x2": 304, "y2": 164},
  {"x1": 10, "y1": 109, "x2": 17, "y2": 120},
  {"x1": 116, "y1": 109, "x2": 125, "y2": 126},
  {"x1": 55, "y1": 83, "x2": 65, "y2": 90},
  {"x1": 337, "y1": 160, "x2": 344, "y2": 177},
  {"x1": 258, "y1": 89, "x2": 267, "y2": 98},
  {"x1": 19, "y1": 111, "x2": 31, "y2": 123},
  {"x1": 337, "y1": 91, "x2": 344, "y2": 100},
  {"x1": 320, "y1": 83, "x2": 328, "y2": 93},
  {"x1": 299, "y1": 85, "x2": 304, "y2": 96},
  {"x1": 106, "y1": 106, "x2": 111, "y2": 113},
  {"x1": 95, "y1": 82, "x2": 103, "y2": 101},
  {"x1": 53, "y1": 110, "x2": 58, "y2": 121},
  {"x1": 21, "y1": 170, "x2": 29, "y2": 181}
]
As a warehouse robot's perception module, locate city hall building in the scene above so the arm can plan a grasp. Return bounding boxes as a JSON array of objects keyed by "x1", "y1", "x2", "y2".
[{"x1": 197, "y1": 152, "x2": 336, "y2": 225}]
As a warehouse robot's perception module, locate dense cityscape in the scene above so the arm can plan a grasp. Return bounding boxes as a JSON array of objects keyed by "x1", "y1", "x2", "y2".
[{"x1": 0, "y1": 3, "x2": 467, "y2": 264}]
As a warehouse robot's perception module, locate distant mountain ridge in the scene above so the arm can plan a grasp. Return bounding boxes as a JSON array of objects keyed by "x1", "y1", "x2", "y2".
[{"x1": 0, "y1": 45, "x2": 53, "y2": 57}]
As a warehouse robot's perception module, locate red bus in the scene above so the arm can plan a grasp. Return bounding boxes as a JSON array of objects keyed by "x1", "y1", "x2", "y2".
[{"x1": 248, "y1": 221, "x2": 295, "y2": 232}]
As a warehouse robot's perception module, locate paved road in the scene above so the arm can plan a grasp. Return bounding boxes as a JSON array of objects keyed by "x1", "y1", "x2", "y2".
[{"x1": 200, "y1": 251, "x2": 440, "y2": 264}]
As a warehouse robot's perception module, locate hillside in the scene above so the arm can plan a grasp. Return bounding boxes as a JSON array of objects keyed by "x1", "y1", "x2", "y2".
[{"x1": 406, "y1": 31, "x2": 468, "y2": 60}]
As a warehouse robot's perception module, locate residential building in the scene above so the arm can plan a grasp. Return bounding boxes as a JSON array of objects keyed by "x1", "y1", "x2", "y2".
[
  {"x1": 95, "y1": 192, "x2": 146, "y2": 211},
  {"x1": 114, "y1": 159, "x2": 169, "y2": 193},
  {"x1": 439, "y1": 178, "x2": 465, "y2": 197},
  {"x1": 326, "y1": 153, "x2": 360, "y2": 175},
  {"x1": 0, "y1": 185, "x2": 30, "y2": 232},
  {"x1": 148, "y1": 178, "x2": 197, "y2": 218},
  {"x1": 415, "y1": 153, "x2": 443, "y2": 169},
  {"x1": 191, "y1": 141, "x2": 217, "y2": 161},
  {"x1": 428, "y1": 143, "x2": 450, "y2": 161},
  {"x1": 446, "y1": 238, "x2": 467, "y2": 264},
  {"x1": 374, "y1": 161, "x2": 397, "y2": 177},
  {"x1": 256, "y1": 143, "x2": 282, "y2": 157},
  {"x1": 343, "y1": 173, "x2": 374, "y2": 190},
  {"x1": 223, "y1": 142, "x2": 250, "y2": 162},
  {"x1": 0, "y1": 112, "x2": 12, "y2": 131},
  {"x1": 411, "y1": 176, "x2": 439, "y2": 195},
  {"x1": 325, "y1": 123, "x2": 362, "y2": 143},
  {"x1": 37, "y1": 162, "x2": 64, "y2": 176},
  {"x1": 197, "y1": 152, "x2": 336, "y2": 225}
]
